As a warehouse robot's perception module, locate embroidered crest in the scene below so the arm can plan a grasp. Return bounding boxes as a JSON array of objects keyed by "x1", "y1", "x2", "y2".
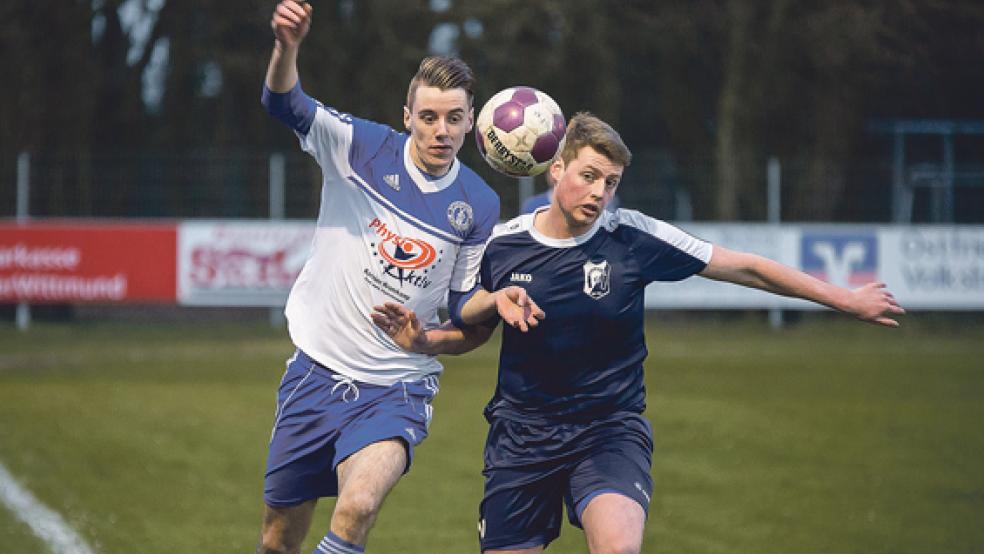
[
  {"x1": 447, "y1": 201, "x2": 474, "y2": 233},
  {"x1": 582, "y1": 259, "x2": 611, "y2": 300},
  {"x1": 383, "y1": 174, "x2": 400, "y2": 191}
]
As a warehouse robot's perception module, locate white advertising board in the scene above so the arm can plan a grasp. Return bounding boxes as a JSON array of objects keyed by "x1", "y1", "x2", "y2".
[
  {"x1": 879, "y1": 226, "x2": 984, "y2": 309},
  {"x1": 177, "y1": 221, "x2": 313, "y2": 306},
  {"x1": 644, "y1": 223, "x2": 804, "y2": 309},
  {"x1": 176, "y1": 221, "x2": 984, "y2": 310},
  {"x1": 645, "y1": 223, "x2": 984, "y2": 310}
]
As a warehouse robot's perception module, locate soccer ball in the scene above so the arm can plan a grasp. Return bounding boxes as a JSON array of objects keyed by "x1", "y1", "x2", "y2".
[{"x1": 475, "y1": 86, "x2": 566, "y2": 177}]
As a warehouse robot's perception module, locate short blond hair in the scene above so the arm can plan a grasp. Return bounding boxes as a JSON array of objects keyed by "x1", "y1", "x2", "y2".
[
  {"x1": 560, "y1": 112, "x2": 632, "y2": 167},
  {"x1": 406, "y1": 56, "x2": 476, "y2": 110}
]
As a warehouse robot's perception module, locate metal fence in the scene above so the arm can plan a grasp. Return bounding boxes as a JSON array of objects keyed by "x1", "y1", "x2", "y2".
[{"x1": 3, "y1": 149, "x2": 983, "y2": 224}]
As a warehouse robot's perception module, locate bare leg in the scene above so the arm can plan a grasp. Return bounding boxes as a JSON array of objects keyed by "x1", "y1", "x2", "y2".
[
  {"x1": 257, "y1": 500, "x2": 318, "y2": 554},
  {"x1": 329, "y1": 439, "x2": 408, "y2": 546},
  {"x1": 581, "y1": 492, "x2": 645, "y2": 554}
]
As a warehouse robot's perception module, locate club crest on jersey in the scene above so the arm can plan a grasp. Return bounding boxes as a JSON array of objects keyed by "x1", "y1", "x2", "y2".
[
  {"x1": 583, "y1": 259, "x2": 611, "y2": 300},
  {"x1": 447, "y1": 201, "x2": 473, "y2": 233},
  {"x1": 383, "y1": 174, "x2": 401, "y2": 191}
]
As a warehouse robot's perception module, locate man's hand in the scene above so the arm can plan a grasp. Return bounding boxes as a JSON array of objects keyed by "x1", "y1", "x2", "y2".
[
  {"x1": 271, "y1": 0, "x2": 313, "y2": 49},
  {"x1": 372, "y1": 302, "x2": 430, "y2": 352},
  {"x1": 495, "y1": 286, "x2": 545, "y2": 332},
  {"x1": 847, "y1": 282, "x2": 906, "y2": 327}
]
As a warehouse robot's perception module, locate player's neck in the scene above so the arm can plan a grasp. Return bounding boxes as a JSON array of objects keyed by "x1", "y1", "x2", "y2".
[{"x1": 533, "y1": 207, "x2": 592, "y2": 240}]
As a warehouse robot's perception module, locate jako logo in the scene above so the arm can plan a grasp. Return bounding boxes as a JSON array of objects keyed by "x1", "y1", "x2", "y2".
[
  {"x1": 801, "y1": 233, "x2": 878, "y2": 287},
  {"x1": 368, "y1": 218, "x2": 436, "y2": 270}
]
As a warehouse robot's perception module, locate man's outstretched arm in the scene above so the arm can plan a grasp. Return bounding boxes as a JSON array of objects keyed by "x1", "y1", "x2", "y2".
[
  {"x1": 452, "y1": 286, "x2": 544, "y2": 332},
  {"x1": 371, "y1": 303, "x2": 495, "y2": 355},
  {"x1": 372, "y1": 283, "x2": 546, "y2": 356},
  {"x1": 699, "y1": 245, "x2": 905, "y2": 327}
]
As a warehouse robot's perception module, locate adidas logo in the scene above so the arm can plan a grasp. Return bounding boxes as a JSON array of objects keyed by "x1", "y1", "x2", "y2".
[
  {"x1": 383, "y1": 174, "x2": 400, "y2": 191},
  {"x1": 510, "y1": 272, "x2": 532, "y2": 283}
]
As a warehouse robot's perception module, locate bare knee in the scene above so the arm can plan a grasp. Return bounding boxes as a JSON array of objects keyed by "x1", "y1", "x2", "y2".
[
  {"x1": 334, "y1": 490, "x2": 382, "y2": 527},
  {"x1": 257, "y1": 539, "x2": 296, "y2": 554},
  {"x1": 595, "y1": 541, "x2": 640, "y2": 554},
  {"x1": 330, "y1": 439, "x2": 407, "y2": 543},
  {"x1": 258, "y1": 528, "x2": 302, "y2": 554},
  {"x1": 582, "y1": 494, "x2": 644, "y2": 554},
  {"x1": 257, "y1": 502, "x2": 315, "y2": 554},
  {"x1": 586, "y1": 535, "x2": 640, "y2": 554}
]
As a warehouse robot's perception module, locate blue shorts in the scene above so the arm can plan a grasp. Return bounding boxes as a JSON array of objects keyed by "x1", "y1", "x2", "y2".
[
  {"x1": 478, "y1": 412, "x2": 653, "y2": 551},
  {"x1": 263, "y1": 350, "x2": 439, "y2": 507}
]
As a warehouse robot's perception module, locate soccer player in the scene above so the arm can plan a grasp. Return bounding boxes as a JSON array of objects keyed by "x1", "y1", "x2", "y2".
[
  {"x1": 520, "y1": 172, "x2": 619, "y2": 214},
  {"x1": 372, "y1": 112, "x2": 904, "y2": 554},
  {"x1": 256, "y1": 2, "x2": 533, "y2": 553}
]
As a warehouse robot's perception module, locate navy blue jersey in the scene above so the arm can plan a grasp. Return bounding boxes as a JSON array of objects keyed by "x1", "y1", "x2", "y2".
[{"x1": 480, "y1": 208, "x2": 713, "y2": 423}]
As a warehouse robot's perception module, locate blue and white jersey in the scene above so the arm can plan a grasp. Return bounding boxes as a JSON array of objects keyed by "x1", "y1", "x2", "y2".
[
  {"x1": 480, "y1": 208, "x2": 712, "y2": 423},
  {"x1": 265, "y1": 86, "x2": 499, "y2": 385}
]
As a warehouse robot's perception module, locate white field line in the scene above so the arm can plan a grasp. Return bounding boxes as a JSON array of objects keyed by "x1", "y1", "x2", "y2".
[{"x1": 0, "y1": 461, "x2": 96, "y2": 554}]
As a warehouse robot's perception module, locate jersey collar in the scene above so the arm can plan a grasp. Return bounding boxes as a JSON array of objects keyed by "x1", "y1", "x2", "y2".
[
  {"x1": 528, "y1": 207, "x2": 605, "y2": 248},
  {"x1": 403, "y1": 137, "x2": 460, "y2": 193}
]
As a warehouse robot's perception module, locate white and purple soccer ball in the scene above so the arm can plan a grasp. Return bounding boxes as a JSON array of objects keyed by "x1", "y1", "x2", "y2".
[{"x1": 475, "y1": 86, "x2": 566, "y2": 178}]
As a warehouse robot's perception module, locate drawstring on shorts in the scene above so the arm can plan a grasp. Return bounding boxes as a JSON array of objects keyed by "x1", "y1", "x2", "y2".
[{"x1": 330, "y1": 374, "x2": 360, "y2": 402}]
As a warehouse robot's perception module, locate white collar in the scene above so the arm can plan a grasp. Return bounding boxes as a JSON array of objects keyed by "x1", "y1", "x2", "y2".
[{"x1": 528, "y1": 207, "x2": 604, "y2": 248}]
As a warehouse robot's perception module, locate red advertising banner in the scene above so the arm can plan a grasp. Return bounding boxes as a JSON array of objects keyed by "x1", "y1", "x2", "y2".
[{"x1": 0, "y1": 222, "x2": 177, "y2": 303}]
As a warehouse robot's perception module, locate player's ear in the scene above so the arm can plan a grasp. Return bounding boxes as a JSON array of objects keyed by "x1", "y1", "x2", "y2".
[
  {"x1": 549, "y1": 157, "x2": 564, "y2": 185},
  {"x1": 403, "y1": 106, "x2": 411, "y2": 130},
  {"x1": 466, "y1": 107, "x2": 474, "y2": 132}
]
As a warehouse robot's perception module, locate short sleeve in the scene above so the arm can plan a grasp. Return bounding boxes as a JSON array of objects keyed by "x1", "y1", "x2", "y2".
[{"x1": 616, "y1": 209, "x2": 713, "y2": 283}]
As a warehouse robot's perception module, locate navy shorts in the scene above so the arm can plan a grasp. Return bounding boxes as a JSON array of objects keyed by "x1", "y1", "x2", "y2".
[
  {"x1": 263, "y1": 350, "x2": 439, "y2": 507},
  {"x1": 478, "y1": 412, "x2": 653, "y2": 551}
]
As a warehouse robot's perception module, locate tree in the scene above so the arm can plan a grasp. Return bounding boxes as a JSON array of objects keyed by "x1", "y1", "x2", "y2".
[{"x1": 2, "y1": 0, "x2": 983, "y2": 221}]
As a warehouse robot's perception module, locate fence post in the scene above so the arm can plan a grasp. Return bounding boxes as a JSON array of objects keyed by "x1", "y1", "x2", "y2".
[
  {"x1": 517, "y1": 176, "x2": 533, "y2": 214},
  {"x1": 891, "y1": 131, "x2": 908, "y2": 222},
  {"x1": 269, "y1": 153, "x2": 287, "y2": 328},
  {"x1": 940, "y1": 131, "x2": 955, "y2": 223},
  {"x1": 16, "y1": 152, "x2": 31, "y2": 331},
  {"x1": 767, "y1": 157, "x2": 783, "y2": 329}
]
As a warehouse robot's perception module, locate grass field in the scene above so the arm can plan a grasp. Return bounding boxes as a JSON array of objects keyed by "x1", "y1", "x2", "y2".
[{"x1": 1, "y1": 314, "x2": 983, "y2": 553}]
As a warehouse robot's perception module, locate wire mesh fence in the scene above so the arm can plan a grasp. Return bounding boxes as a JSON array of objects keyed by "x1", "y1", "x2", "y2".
[{"x1": 2, "y1": 149, "x2": 983, "y2": 224}]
